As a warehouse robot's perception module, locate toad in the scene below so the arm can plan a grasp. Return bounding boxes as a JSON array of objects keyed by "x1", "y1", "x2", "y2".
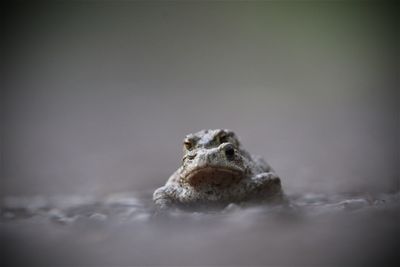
[{"x1": 153, "y1": 129, "x2": 284, "y2": 210}]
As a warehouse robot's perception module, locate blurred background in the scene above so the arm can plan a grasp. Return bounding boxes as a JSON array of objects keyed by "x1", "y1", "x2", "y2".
[
  {"x1": 2, "y1": 2, "x2": 398, "y2": 197},
  {"x1": 2, "y1": 2, "x2": 399, "y2": 266}
]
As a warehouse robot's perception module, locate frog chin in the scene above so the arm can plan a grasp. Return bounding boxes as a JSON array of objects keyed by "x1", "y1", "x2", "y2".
[{"x1": 183, "y1": 166, "x2": 244, "y2": 188}]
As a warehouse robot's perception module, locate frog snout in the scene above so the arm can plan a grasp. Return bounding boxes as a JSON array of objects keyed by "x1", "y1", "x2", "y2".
[
  {"x1": 193, "y1": 143, "x2": 237, "y2": 165},
  {"x1": 221, "y1": 143, "x2": 235, "y2": 161}
]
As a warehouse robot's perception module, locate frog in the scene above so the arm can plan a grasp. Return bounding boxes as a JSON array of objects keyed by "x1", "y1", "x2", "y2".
[{"x1": 153, "y1": 129, "x2": 284, "y2": 211}]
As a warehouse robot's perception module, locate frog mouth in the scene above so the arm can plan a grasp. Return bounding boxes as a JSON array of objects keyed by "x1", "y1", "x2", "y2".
[{"x1": 184, "y1": 166, "x2": 244, "y2": 187}]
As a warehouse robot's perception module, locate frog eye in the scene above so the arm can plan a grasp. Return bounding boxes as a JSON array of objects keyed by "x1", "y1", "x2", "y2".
[
  {"x1": 184, "y1": 140, "x2": 193, "y2": 150},
  {"x1": 217, "y1": 131, "x2": 231, "y2": 144},
  {"x1": 219, "y1": 134, "x2": 229, "y2": 144}
]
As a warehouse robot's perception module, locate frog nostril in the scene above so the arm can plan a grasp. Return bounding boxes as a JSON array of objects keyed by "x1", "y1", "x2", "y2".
[{"x1": 224, "y1": 145, "x2": 235, "y2": 160}]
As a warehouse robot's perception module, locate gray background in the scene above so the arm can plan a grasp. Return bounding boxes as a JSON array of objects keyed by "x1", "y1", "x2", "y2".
[{"x1": 3, "y1": 1, "x2": 398, "y2": 197}]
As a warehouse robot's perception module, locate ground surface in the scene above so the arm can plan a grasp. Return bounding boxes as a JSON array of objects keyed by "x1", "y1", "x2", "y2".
[{"x1": 1, "y1": 191, "x2": 399, "y2": 266}]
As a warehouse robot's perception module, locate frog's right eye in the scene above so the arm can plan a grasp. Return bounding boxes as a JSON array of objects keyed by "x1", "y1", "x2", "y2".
[{"x1": 184, "y1": 140, "x2": 193, "y2": 150}]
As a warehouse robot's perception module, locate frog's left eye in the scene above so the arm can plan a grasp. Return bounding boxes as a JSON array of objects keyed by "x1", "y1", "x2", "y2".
[{"x1": 218, "y1": 133, "x2": 229, "y2": 144}]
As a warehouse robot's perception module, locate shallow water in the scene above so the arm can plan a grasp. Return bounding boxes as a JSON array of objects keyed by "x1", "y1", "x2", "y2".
[{"x1": 2, "y1": 191, "x2": 399, "y2": 266}]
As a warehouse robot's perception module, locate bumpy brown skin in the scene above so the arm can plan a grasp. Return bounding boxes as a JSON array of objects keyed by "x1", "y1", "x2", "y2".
[{"x1": 153, "y1": 129, "x2": 284, "y2": 210}]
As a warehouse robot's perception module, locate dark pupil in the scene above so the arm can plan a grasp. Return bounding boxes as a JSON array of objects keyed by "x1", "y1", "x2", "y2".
[{"x1": 225, "y1": 147, "x2": 234, "y2": 157}]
